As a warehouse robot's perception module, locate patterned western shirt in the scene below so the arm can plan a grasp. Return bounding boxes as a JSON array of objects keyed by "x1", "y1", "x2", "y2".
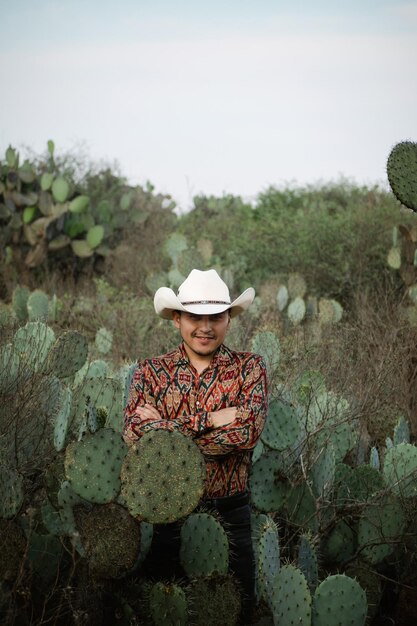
[{"x1": 123, "y1": 343, "x2": 268, "y2": 498}]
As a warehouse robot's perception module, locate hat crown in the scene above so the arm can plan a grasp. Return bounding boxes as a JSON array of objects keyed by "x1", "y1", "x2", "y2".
[{"x1": 177, "y1": 269, "x2": 231, "y2": 304}]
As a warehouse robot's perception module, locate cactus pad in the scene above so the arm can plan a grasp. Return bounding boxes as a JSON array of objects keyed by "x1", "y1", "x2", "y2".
[
  {"x1": 13, "y1": 321, "x2": 55, "y2": 372},
  {"x1": 322, "y1": 519, "x2": 356, "y2": 564},
  {"x1": 357, "y1": 495, "x2": 405, "y2": 564},
  {"x1": 51, "y1": 176, "x2": 70, "y2": 203},
  {"x1": 120, "y1": 430, "x2": 206, "y2": 523},
  {"x1": 47, "y1": 330, "x2": 88, "y2": 379},
  {"x1": 148, "y1": 582, "x2": 187, "y2": 626},
  {"x1": 288, "y1": 296, "x2": 306, "y2": 324},
  {"x1": 310, "y1": 442, "x2": 336, "y2": 498},
  {"x1": 53, "y1": 385, "x2": 72, "y2": 451},
  {"x1": 261, "y1": 399, "x2": 302, "y2": 451},
  {"x1": 393, "y1": 415, "x2": 410, "y2": 445},
  {"x1": 312, "y1": 574, "x2": 367, "y2": 626},
  {"x1": 285, "y1": 481, "x2": 318, "y2": 533},
  {"x1": 27, "y1": 289, "x2": 49, "y2": 321},
  {"x1": 74, "y1": 503, "x2": 141, "y2": 578},
  {"x1": 71, "y1": 376, "x2": 123, "y2": 434},
  {"x1": 256, "y1": 517, "x2": 280, "y2": 607},
  {"x1": 250, "y1": 330, "x2": 280, "y2": 372},
  {"x1": 0, "y1": 343, "x2": 21, "y2": 394},
  {"x1": 186, "y1": 575, "x2": 241, "y2": 626},
  {"x1": 95, "y1": 327, "x2": 113, "y2": 355},
  {"x1": 306, "y1": 391, "x2": 357, "y2": 463},
  {"x1": 387, "y1": 141, "x2": 417, "y2": 211},
  {"x1": 12, "y1": 285, "x2": 29, "y2": 322},
  {"x1": 383, "y1": 442, "x2": 417, "y2": 497},
  {"x1": 271, "y1": 563, "x2": 312, "y2": 626},
  {"x1": 180, "y1": 512, "x2": 229, "y2": 578},
  {"x1": 64, "y1": 428, "x2": 127, "y2": 503},
  {"x1": 297, "y1": 533, "x2": 318, "y2": 592},
  {"x1": 250, "y1": 451, "x2": 291, "y2": 513}
]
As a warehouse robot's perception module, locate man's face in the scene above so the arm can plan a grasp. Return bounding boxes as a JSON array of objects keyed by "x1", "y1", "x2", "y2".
[{"x1": 172, "y1": 310, "x2": 230, "y2": 361}]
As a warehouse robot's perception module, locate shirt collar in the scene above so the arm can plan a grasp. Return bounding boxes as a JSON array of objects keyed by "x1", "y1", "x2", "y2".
[{"x1": 172, "y1": 343, "x2": 233, "y2": 368}]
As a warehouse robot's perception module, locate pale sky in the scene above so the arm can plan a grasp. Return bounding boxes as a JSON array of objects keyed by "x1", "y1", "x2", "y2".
[{"x1": 1, "y1": 0, "x2": 417, "y2": 211}]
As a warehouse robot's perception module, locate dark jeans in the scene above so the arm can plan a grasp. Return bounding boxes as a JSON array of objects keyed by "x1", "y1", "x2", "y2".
[{"x1": 143, "y1": 491, "x2": 255, "y2": 624}]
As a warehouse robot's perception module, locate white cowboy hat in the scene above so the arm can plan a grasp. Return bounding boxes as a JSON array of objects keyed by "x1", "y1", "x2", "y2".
[{"x1": 154, "y1": 269, "x2": 255, "y2": 319}]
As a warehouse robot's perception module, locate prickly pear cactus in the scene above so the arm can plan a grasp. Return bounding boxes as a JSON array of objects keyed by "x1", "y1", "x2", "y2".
[
  {"x1": 249, "y1": 451, "x2": 291, "y2": 513},
  {"x1": 285, "y1": 481, "x2": 318, "y2": 534},
  {"x1": 64, "y1": 428, "x2": 127, "y2": 504},
  {"x1": 276, "y1": 284, "x2": 289, "y2": 311},
  {"x1": 27, "y1": 289, "x2": 49, "y2": 321},
  {"x1": 71, "y1": 376, "x2": 123, "y2": 434},
  {"x1": 74, "y1": 502, "x2": 141, "y2": 579},
  {"x1": 95, "y1": 327, "x2": 113, "y2": 355},
  {"x1": 306, "y1": 390, "x2": 358, "y2": 463},
  {"x1": 148, "y1": 582, "x2": 188, "y2": 626},
  {"x1": 310, "y1": 442, "x2": 336, "y2": 498},
  {"x1": 12, "y1": 285, "x2": 29, "y2": 322},
  {"x1": 393, "y1": 414, "x2": 410, "y2": 445},
  {"x1": 369, "y1": 446, "x2": 380, "y2": 470},
  {"x1": 57, "y1": 480, "x2": 88, "y2": 542},
  {"x1": 288, "y1": 296, "x2": 306, "y2": 325},
  {"x1": 261, "y1": 399, "x2": 302, "y2": 452},
  {"x1": 120, "y1": 430, "x2": 206, "y2": 523},
  {"x1": 312, "y1": 574, "x2": 367, "y2": 626},
  {"x1": 297, "y1": 533, "x2": 318, "y2": 592},
  {"x1": 387, "y1": 141, "x2": 417, "y2": 211},
  {"x1": 53, "y1": 385, "x2": 72, "y2": 452},
  {"x1": 46, "y1": 330, "x2": 88, "y2": 379},
  {"x1": 294, "y1": 369, "x2": 325, "y2": 406},
  {"x1": 13, "y1": 321, "x2": 55, "y2": 373},
  {"x1": 0, "y1": 343, "x2": 21, "y2": 394},
  {"x1": 271, "y1": 564, "x2": 311, "y2": 626},
  {"x1": 322, "y1": 519, "x2": 356, "y2": 564},
  {"x1": 180, "y1": 512, "x2": 229, "y2": 578},
  {"x1": 383, "y1": 442, "x2": 417, "y2": 497},
  {"x1": 256, "y1": 517, "x2": 280, "y2": 607},
  {"x1": 250, "y1": 330, "x2": 280, "y2": 373},
  {"x1": 186, "y1": 575, "x2": 241, "y2": 626},
  {"x1": 357, "y1": 494, "x2": 405, "y2": 565}
]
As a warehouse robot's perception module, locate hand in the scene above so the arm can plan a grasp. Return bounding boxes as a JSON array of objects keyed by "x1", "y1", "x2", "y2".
[
  {"x1": 210, "y1": 407, "x2": 237, "y2": 428},
  {"x1": 134, "y1": 403, "x2": 162, "y2": 420}
]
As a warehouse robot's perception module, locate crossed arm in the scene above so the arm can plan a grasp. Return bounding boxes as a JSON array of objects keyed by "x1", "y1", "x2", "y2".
[
  {"x1": 123, "y1": 355, "x2": 268, "y2": 455},
  {"x1": 135, "y1": 403, "x2": 237, "y2": 428}
]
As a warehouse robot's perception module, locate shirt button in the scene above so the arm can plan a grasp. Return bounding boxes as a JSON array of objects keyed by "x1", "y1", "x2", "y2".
[{"x1": 196, "y1": 401, "x2": 201, "y2": 409}]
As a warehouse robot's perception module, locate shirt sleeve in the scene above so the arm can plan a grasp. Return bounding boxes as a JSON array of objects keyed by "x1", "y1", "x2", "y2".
[
  {"x1": 122, "y1": 361, "x2": 175, "y2": 444},
  {"x1": 170, "y1": 410, "x2": 213, "y2": 436},
  {"x1": 193, "y1": 355, "x2": 268, "y2": 456}
]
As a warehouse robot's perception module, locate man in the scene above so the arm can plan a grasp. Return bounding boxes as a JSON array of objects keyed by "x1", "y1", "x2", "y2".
[{"x1": 123, "y1": 268, "x2": 268, "y2": 623}]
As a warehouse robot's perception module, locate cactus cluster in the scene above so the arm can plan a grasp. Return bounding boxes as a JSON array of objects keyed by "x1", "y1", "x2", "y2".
[
  {"x1": 0, "y1": 142, "x2": 166, "y2": 271},
  {"x1": 0, "y1": 142, "x2": 106, "y2": 266},
  {"x1": 2, "y1": 313, "x2": 417, "y2": 625},
  {"x1": 273, "y1": 272, "x2": 344, "y2": 328}
]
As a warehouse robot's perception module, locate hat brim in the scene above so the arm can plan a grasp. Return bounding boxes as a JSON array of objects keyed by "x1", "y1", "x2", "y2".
[{"x1": 154, "y1": 287, "x2": 255, "y2": 320}]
